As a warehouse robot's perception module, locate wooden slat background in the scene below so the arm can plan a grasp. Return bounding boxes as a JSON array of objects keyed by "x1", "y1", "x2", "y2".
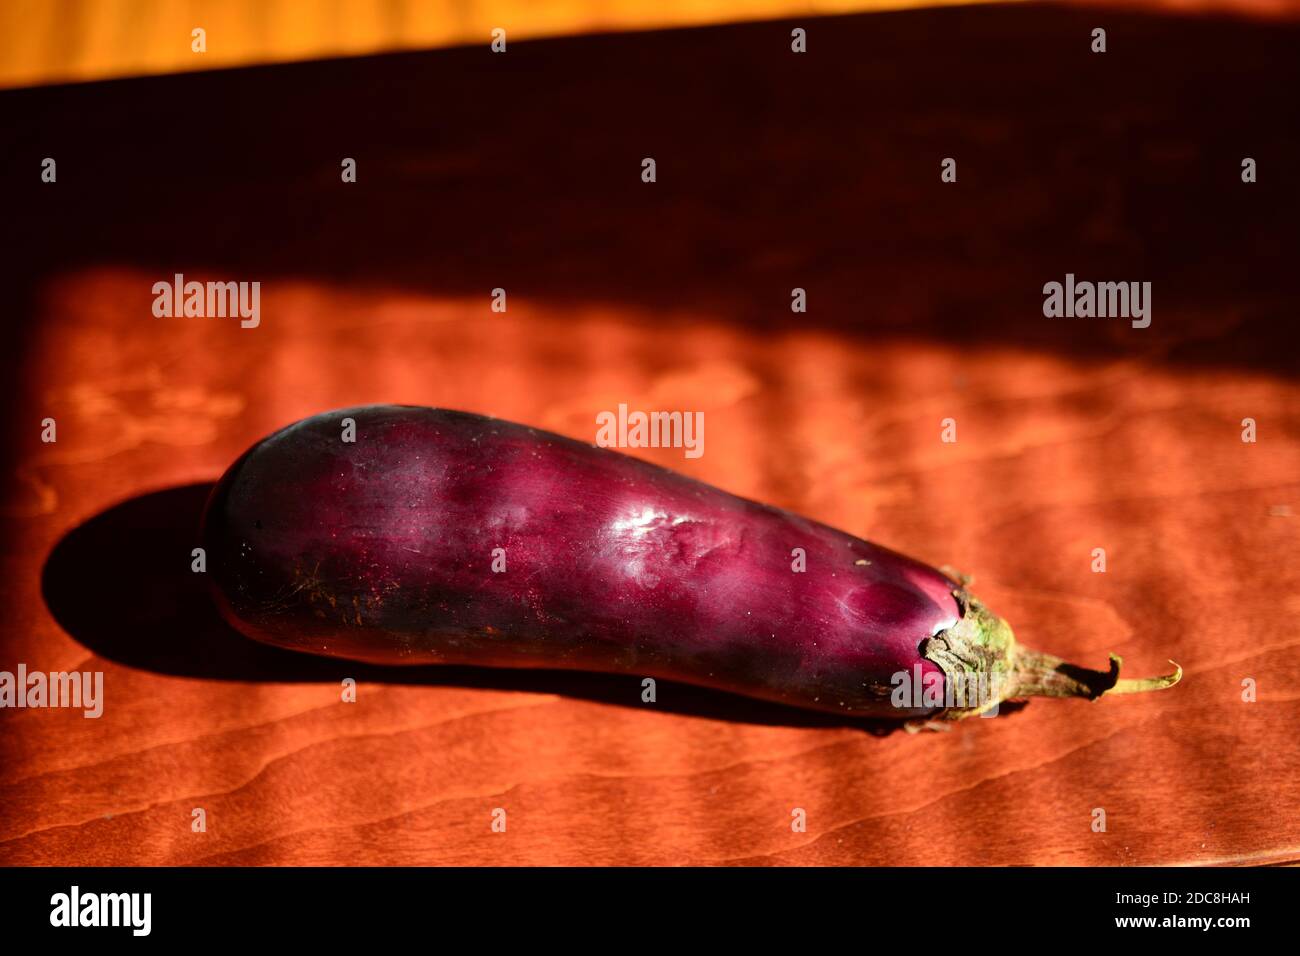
[
  {"x1": 0, "y1": 0, "x2": 1002, "y2": 89},
  {"x1": 3, "y1": 0, "x2": 1297, "y2": 90},
  {"x1": 0, "y1": 2, "x2": 1298, "y2": 865}
]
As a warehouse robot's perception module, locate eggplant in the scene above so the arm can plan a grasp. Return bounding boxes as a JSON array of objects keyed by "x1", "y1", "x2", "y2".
[{"x1": 201, "y1": 406, "x2": 1179, "y2": 723}]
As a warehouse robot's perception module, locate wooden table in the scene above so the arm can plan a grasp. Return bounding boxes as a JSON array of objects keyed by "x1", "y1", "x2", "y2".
[{"x1": 2, "y1": 3, "x2": 1298, "y2": 866}]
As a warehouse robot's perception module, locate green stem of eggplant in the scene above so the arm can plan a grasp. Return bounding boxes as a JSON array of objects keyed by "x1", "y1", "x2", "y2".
[
  {"x1": 1010, "y1": 648, "x2": 1183, "y2": 700},
  {"x1": 922, "y1": 589, "x2": 1183, "y2": 720}
]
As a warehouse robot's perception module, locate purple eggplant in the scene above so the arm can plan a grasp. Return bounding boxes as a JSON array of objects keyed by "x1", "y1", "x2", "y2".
[{"x1": 201, "y1": 406, "x2": 1179, "y2": 722}]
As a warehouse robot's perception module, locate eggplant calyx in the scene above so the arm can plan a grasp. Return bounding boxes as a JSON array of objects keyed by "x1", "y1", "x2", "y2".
[{"x1": 921, "y1": 589, "x2": 1182, "y2": 721}]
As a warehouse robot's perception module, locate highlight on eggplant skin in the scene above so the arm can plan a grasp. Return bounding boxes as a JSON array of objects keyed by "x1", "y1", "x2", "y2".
[{"x1": 200, "y1": 405, "x2": 1181, "y2": 724}]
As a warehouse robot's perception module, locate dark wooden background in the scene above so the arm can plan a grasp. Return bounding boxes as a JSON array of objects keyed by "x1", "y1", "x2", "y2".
[{"x1": 1, "y1": 3, "x2": 1298, "y2": 865}]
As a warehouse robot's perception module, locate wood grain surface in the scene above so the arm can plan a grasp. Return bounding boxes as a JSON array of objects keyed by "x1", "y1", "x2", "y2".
[
  {"x1": 1, "y1": 3, "x2": 1298, "y2": 866},
  {"x1": 4, "y1": 0, "x2": 1294, "y2": 90},
  {"x1": 0, "y1": 0, "x2": 1003, "y2": 89}
]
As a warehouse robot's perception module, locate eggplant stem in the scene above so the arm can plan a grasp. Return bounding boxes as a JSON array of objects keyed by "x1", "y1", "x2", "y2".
[
  {"x1": 1009, "y1": 649, "x2": 1182, "y2": 701},
  {"x1": 922, "y1": 590, "x2": 1183, "y2": 720},
  {"x1": 1107, "y1": 661, "x2": 1183, "y2": 695}
]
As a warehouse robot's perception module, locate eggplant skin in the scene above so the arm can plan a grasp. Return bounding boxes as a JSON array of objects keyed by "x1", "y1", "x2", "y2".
[{"x1": 202, "y1": 405, "x2": 965, "y2": 719}]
